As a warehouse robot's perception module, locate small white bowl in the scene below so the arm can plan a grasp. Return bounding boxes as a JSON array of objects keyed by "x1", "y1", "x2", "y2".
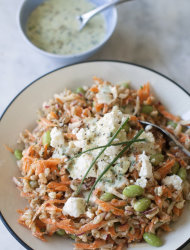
[{"x1": 18, "y1": 0, "x2": 117, "y2": 64}]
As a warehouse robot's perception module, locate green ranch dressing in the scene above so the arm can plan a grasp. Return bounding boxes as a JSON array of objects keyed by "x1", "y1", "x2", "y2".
[{"x1": 26, "y1": 0, "x2": 106, "y2": 55}]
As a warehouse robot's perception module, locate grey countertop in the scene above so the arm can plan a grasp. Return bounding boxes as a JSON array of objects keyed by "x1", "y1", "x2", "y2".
[{"x1": 0, "y1": 0, "x2": 189, "y2": 249}]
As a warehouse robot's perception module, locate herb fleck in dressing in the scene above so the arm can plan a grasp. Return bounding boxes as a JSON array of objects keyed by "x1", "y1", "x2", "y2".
[{"x1": 26, "y1": 0, "x2": 106, "y2": 55}]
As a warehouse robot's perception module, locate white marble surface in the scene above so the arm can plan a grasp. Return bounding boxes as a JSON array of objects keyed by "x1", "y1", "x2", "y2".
[{"x1": 0, "y1": 0, "x2": 190, "y2": 249}]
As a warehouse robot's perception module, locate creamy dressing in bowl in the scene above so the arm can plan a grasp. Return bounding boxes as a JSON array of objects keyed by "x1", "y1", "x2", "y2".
[{"x1": 26, "y1": 0, "x2": 106, "y2": 55}]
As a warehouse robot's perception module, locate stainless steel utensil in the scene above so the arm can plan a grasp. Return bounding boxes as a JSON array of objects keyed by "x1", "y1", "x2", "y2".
[
  {"x1": 139, "y1": 120, "x2": 190, "y2": 157},
  {"x1": 77, "y1": 0, "x2": 132, "y2": 30}
]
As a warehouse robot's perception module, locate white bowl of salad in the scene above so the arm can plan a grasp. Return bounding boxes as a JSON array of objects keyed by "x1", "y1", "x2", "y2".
[{"x1": 0, "y1": 61, "x2": 190, "y2": 250}]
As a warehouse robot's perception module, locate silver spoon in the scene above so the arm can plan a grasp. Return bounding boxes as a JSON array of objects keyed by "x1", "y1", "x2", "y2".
[
  {"x1": 77, "y1": 0, "x2": 132, "y2": 31},
  {"x1": 139, "y1": 120, "x2": 190, "y2": 157}
]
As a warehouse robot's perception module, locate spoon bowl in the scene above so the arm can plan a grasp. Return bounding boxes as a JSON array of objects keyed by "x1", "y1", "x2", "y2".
[{"x1": 139, "y1": 120, "x2": 190, "y2": 157}]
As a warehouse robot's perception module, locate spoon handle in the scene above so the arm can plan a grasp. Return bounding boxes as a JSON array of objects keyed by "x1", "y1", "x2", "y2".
[
  {"x1": 86, "y1": 0, "x2": 132, "y2": 17},
  {"x1": 79, "y1": 0, "x2": 132, "y2": 30}
]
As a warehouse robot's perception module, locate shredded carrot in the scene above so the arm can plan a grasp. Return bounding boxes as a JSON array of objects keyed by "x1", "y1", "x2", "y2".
[
  {"x1": 103, "y1": 104, "x2": 109, "y2": 114},
  {"x1": 32, "y1": 199, "x2": 66, "y2": 224},
  {"x1": 178, "y1": 159, "x2": 187, "y2": 167},
  {"x1": 162, "y1": 186, "x2": 172, "y2": 198},
  {"x1": 157, "y1": 159, "x2": 175, "y2": 178},
  {"x1": 50, "y1": 111, "x2": 58, "y2": 120},
  {"x1": 38, "y1": 118, "x2": 56, "y2": 127},
  {"x1": 137, "y1": 82, "x2": 150, "y2": 103},
  {"x1": 32, "y1": 226, "x2": 46, "y2": 241},
  {"x1": 128, "y1": 228, "x2": 141, "y2": 242},
  {"x1": 64, "y1": 133, "x2": 77, "y2": 140},
  {"x1": 90, "y1": 86, "x2": 99, "y2": 93},
  {"x1": 160, "y1": 224, "x2": 172, "y2": 232},
  {"x1": 43, "y1": 144, "x2": 48, "y2": 159},
  {"x1": 75, "y1": 239, "x2": 106, "y2": 249},
  {"x1": 35, "y1": 158, "x2": 60, "y2": 175},
  {"x1": 95, "y1": 199, "x2": 125, "y2": 216},
  {"x1": 47, "y1": 224, "x2": 58, "y2": 236},
  {"x1": 24, "y1": 129, "x2": 36, "y2": 141},
  {"x1": 110, "y1": 199, "x2": 127, "y2": 207},
  {"x1": 93, "y1": 188, "x2": 101, "y2": 197},
  {"x1": 173, "y1": 206, "x2": 183, "y2": 216},
  {"x1": 47, "y1": 181, "x2": 69, "y2": 191},
  {"x1": 95, "y1": 103, "x2": 104, "y2": 112},
  {"x1": 4, "y1": 144, "x2": 14, "y2": 153},
  {"x1": 116, "y1": 242, "x2": 125, "y2": 250},
  {"x1": 78, "y1": 220, "x2": 107, "y2": 234},
  {"x1": 179, "y1": 133, "x2": 188, "y2": 143},
  {"x1": 82, "y1": 108, "x2": 90, "y2": 117},
  {"x1": 155, "y1": 196, "x2": 163, "y2": 209},
  {"x1": 117, "y1": 223, "x2": 130, "y2": 232},
  {"x1": 20, "y1": 192, "x2": 35, "y2": 198},
  {"x1": 107, "y1": 226, "x2": 116, "y2": 236},
  {"x1": 145, "y1": 96, "x2": 153, "y2": 105},
  {"x1": 61, "y1": 175, "x2": 71, "y2": 185},
  {"x1": 56, "y1": 97, "x2": 63, "y2": 105},
  {"x1": 74, "y1": 106, "x2": 83, "y2": 117},
  {"x1": 157, "y1": 105, "x2": 180, "y2": 122},
  {"x1": 18, "y1": 218, "x2": 28, "y2": 228},
  {"x1": 93, "y1": 76, "x2": 104, "y2": 85}
]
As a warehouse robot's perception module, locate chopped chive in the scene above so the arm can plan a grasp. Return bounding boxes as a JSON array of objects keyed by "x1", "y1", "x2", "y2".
[
  {"x1": 68, "y1": 139, "x2": 145, "y2": 162},
  {"x1": 87, "y1": 129, "x2": 144, "y2": 203},
  {"x1": 76, "y1": 117, "x2": 130, "y2": 195}
]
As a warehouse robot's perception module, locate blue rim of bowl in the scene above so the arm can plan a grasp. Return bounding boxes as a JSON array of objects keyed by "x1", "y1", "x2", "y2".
[
  {"x1": 0, "y1": 60, "x2": 189, "y2": 250},
  {"x1": 17, "y1": 0, "x2": 117, "y2": 58}
]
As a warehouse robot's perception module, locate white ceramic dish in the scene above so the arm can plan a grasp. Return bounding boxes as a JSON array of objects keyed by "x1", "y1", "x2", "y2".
[
  {"x1": 18, "y1": 0, "x2": 117, "y2": 64},
  {"x1": 0, "y1": 61, "x2": 190, "y2": 250}
]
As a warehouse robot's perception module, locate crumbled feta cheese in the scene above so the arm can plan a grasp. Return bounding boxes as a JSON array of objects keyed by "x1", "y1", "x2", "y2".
[
  {"x1": 50, "y1": 127, "x2": 65, "y2": 148},
  {"x1": 139, "y1": 131, "x2": 155, "y2": 143},
  {"x1": 114, "y1": 157, "x2": 130, "y2": 175},
  {"x1": 96, "y1": 84, "x2": 117, "y2": 104},
  {"x1": 139, "y1": 152, "x2": 153, "y2": 178},
  {"x1": 48, "y1": 192, "x2": 56, "y2": 199},
  {"x1": 154, "y1": 186, "x2": 163, "y2": 196},
  {"x1": 70, "y1": 154, "x2": 96, "y2": 179},
  {"x1": 135, "y1": 177, "x2": 147, "y2": 188},
  {"x1": 62, "y1": 197, "x2": 86, "y2": 217},
  {"x1": 162, "y1": 175, "x2": 183, "y2": 190}
]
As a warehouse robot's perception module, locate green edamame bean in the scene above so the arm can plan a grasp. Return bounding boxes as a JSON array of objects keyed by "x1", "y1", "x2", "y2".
[
  {"x1": 76, "y1": 87, "x2": 85, "y2": 95},
  {"x1": 150, "y1": 154, "x2": 164, "y2": 166},
  {"x1": 69, "y1": 234, "x2": 76, "y2": 240},
  {"x1": 42, "y1": 130, "x2": 51, "y2": 147},
  {"x1": 100, "y1": 192, "x2": 115, "y2": 202},
  {"x1": 14, "y1": 149, "x2": 22, "y2": 160},
  {"x1": 143, "y1": 233, "x2": 163, "y2": 247},
  {"x1": 167, "y1": 120, "x2": 177, "y2": 129},
  {"x1": 171, "y1": 161, "x2": 180, "y2": 174},
  {"x1": 123, "y1": 185, "x2": 144, "y2": 198},
  {"x1": 177, "y1": 168, "x2": 187, "y2": 181},
  {"x1": 134, "y1": 198, "x2": 151, "y2": 212},
  {"x1": 56, "y1": 229, "x2": 66, "y2": 236},
  {"x1": 121, "y1": 82, "x2": 130, "y2": 88},
  {"x1": 141, "y1": 105, "x2": 153, "y2": 114},
  {"x1": 29, "y1": 180, "x2": 38, "y2": 188}
]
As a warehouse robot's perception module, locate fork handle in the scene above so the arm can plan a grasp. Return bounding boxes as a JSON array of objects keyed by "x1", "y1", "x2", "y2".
[{"x1": 81, "y1": 0, "x2": 132, "y2": 21}]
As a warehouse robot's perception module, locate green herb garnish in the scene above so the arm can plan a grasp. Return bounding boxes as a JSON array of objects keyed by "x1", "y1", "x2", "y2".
[
  {"x1": 86, "y1": 129, "x2": 144, "y2": 203},
  {"x1": 68, "y1": 139, "x2": 145, "y2": 162},
  {"x1": 76, "y1": 117, "x2": 130, "y2": 195}
]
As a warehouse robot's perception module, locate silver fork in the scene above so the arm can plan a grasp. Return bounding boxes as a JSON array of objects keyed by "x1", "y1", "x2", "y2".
[
  {"x1": 139, "y1": 120, "x2": 190, "y2": 157},
  {"x1": 77, "y1": 0, "x2": 132, "y2": 31}
]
